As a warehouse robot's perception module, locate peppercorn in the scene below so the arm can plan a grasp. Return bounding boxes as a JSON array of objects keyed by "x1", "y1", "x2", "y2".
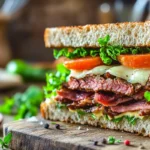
[
  {"x1": 101, "y1": 138, "x2": 107, "y2": 144},
  {"x1": 124, "y1": 140, "x2": 130, "y2": 146},
  {"x1": 94, "y1": 141, "x2": 98, "y2": 146},
  {"x1": 55, "y1": 124, "x2": 60, "y2": 129},
  {"x1": 44, "y1": 123, "x2": 49, "y2": 129}
]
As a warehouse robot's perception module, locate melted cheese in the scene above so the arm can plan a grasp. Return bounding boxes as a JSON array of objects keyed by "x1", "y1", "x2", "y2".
[
  {"x1": 69, "y1": 65, "x2": 150, "y2": 85},
  {"x1": 69, "y1": 65, "x2": 111, "y2": 79}
]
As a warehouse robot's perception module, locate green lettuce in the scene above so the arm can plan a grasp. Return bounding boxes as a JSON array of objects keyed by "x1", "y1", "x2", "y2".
[{"x1": 53, "y1": 35, "x2": 150, "y2": 65}]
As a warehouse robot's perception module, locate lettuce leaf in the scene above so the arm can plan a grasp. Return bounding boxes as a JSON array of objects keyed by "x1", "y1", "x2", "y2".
[
  {"x1": 44, "y1": 64, "x2": 70, "y2": 98},
  {"x1": 53, "y1": 35, "x2": 150, "y2": 65}
]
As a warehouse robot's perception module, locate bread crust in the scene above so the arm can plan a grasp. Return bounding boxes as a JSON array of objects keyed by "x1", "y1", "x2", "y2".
[
  {"x1": 44, "y1": 21, "x2": 150, "y2": 48},
  {"x1": 41, "y1": 100, "x2": 150, "y2": 137}
]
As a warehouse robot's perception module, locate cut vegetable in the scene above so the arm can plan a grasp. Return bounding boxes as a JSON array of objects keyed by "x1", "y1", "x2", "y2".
[
  {"x1": 118, "y1": 54, "x2": 150, "y2": 68},
  {"x1": 64, "y1": 57, "x2": 103, "y2": 70}
]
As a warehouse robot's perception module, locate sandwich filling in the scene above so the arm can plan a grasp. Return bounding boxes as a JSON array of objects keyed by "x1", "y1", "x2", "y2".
[{"x1": 44, "y1": 35, "x2": 150, "y2": 125}]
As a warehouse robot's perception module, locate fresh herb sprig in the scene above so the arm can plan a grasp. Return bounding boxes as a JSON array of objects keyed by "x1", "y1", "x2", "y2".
[
  {"x1": 53, "y1": 35, "x2": 150, "y2": 65},
  {"x1": 0, "y1": 132, "x2": 12, "y2": 149},
  {"x1": 44, "y1": 64, "x2": 70, "y2": 98},
  {"x1": 0, "y1": 86, "x2": 43, "y2": 120},
  {"x1": 108, "y1": 136, "x2": 121, "y2": 144},
  {"x1": 144, "y1": 91, "x2": 150, "y2": 102}
]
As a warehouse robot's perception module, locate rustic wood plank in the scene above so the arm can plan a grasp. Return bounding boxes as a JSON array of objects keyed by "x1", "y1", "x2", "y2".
[{"x1": 3, "y1": 119, "x2": 150, "y2": 150}]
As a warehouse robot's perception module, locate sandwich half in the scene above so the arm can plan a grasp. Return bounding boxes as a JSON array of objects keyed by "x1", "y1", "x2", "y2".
[{"x1": 41, "y1": 21, "x2": 150, "y2": 136}]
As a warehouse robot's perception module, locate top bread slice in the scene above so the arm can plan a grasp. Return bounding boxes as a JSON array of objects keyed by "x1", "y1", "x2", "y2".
[{"x1": 44, "y1": 21, "x2": 150, "y2": 48}]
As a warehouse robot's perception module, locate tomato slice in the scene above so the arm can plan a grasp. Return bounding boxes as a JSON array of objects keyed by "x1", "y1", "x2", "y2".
[
  {"x1": 64, "y1": 56, "x2": 103, "y2": 70},
  {"x1": 118, "y1": 54, "x2": 150, "y2": 68}
]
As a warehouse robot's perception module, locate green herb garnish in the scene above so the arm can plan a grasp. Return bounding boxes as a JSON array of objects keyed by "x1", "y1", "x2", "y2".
[
  {"x1": 91, "y1": 113, "x2": 97, "y2": 120},
  {"x1": 112, "y1": 117, "x2": 123, "y2": 123},
  {"x1": 0, "y1": 132, "x2": 12, "y2": 149},
  {"x1": 125, "y1": 116, "x2": 137, "y2": 125},
  {"x1": 0, "y1": 86, "x2": 43, "y2": 120},
  {"x1": 56, "y1": 103, "x2": 67, "y2": 109},
  {"x1": 108, "y1": 136, "x2": 121, "y2": 144},
  {"x1": 53, "y1": 35, "x2": 150, "y2": 65},
  {"x1": 44, "y1": 64, "x2": 70, "y2": 98},
  {"x1": 77, "y1": 109, "x2": 87, "y2": 117},
  {"x1": 144, "y1": 91, "x2": 150, "y2": 102}
]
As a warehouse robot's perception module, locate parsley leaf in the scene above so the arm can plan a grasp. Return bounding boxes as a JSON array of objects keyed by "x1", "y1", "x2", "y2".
[
  {"x1": 108, "y1": 136, "x2": 121, "y2": 144},
  {"x1": 144, "y1": 91, "x2": 150, "y2": 102},
  {"x1": 0, "y1": 132, "x2": 12, "y2": 149},
  {"x1": 0, "y1": 86, "x2": 43, "y2": 120},
  {"x1": 44, "y1": 64, "x2": 70, "y2": 98}
]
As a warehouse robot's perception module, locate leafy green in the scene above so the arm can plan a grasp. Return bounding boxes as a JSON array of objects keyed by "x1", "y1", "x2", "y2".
[
  {"x1": 91, "y1": 113, "x2": 97, "y2": 119},
  {"x1": 112, "y1": 117, "x2": 123, "y2": 123},
  {"x1": 104, "y1": 114, "x2": 138, "y2": 125},
  {"x1": 56, "y1": 103, "x2": 67, "y2": 109},
  {"x1": 77, "y1": 109, "x2": 87, "y2": 117},
  {"x1": 53, "y1": 35, "x2": 150, "y2": 65},
  {"x1": 44, "y1": 64, "x2": 70, "y2": 98},
  {"x1": 0, "y1": 132, "x2": 12, "y2": 149},
  {"x1": 6, "y1": 59, "x2": 52, "y2": 82},
  {"x1": 144, "y1": 91, "x2": 150, "y2": 102},
  {"x1": 108, "y1": 136, "x2": 121, "y2": 144},
  {"x1": 125, "y1": 116, "x2": 137, "y2": 125},
  {"x1": 0, "y1": 86, "x2": 43, "y2": 120},
  {"x1": 53, "y1": 48, "x2": 90, "y2": 59}
]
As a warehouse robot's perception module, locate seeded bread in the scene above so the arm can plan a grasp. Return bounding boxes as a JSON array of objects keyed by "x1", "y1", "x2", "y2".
[
  {"x1": 41, "y1": 100, "x2": 150, "y2": 137},
  {"x1": 44, "y1": 21, "x2": 150, "y2": 48}
]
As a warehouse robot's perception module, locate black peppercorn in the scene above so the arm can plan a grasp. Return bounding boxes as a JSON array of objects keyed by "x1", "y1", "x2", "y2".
[
  {"x1": 94, "y1": 141, "x2": 98, "y2": 146},
  {"x1": 55, "y1": 124, "x2": 60, "y2": 129},
  {"x1": 44, "y1": 123, "x2": 49, "y2": 129},
  {"x1": 101, "y1": 138, "x2": 107, "y2": 144}
]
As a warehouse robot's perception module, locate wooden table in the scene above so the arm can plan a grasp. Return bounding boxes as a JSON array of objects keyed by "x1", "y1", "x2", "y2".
[{"x1": 3, "y1": 119, "x2": 150, "y2": 150}]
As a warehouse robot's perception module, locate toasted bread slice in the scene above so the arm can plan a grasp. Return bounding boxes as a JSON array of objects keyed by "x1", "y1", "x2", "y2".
[
  {"x1": 41, "y1": 100, "x2": 150, "y2": 137},
  {"x1": 44, "y1": 21, "x2": 150, "y2": 48}
]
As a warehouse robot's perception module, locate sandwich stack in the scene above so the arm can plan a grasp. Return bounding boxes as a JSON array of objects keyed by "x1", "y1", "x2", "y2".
[{"x1": 41, "y1": 21, "x2": 150, "y2": 136}]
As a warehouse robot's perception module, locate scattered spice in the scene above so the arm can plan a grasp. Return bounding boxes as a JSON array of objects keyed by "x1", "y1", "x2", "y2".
[
  {"x1": 44, "y1": 123, "x2": 49, "y2": 129},
  {"x1": 94, "y1": 141, "x2": 98, "y2": 146},
  {"x1": 124, "y1": 140, "x2": 130, "y2": 146},
  {"x1": 101, "y1": 138, "x2": 107, "y2": 144},
  {"x1": 55, "y1": 124, "x2": 60, "y2": 129}
]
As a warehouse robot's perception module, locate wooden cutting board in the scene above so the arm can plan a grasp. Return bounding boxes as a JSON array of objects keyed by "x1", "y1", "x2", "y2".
[{"x1": 3, "y1": 119, "x2": 150, "y2": 150}]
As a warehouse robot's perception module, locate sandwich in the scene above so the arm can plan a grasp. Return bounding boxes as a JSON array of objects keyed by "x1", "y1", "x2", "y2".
[{"x1": 41, "y1": 21, "x2": 150, "y2": 136}]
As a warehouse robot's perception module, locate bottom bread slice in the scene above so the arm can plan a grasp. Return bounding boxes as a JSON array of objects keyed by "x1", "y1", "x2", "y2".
[{"x1": 41, "y1": 100, "x2": 150, "y2": 137}]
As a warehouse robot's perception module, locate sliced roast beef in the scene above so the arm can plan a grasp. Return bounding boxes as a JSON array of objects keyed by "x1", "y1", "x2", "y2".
[
  {"x1": 111, "y1": 101, "x2": 150, "y2": 113},
  {"x1": 66, "y1": 75, "x2": 142, "y2": 96},
  {"x1": 56, "y1": 88, "x2": 93, "y2": 101},
  {"x1": 94, "y1": 92, "x2": 133, "y2": 106}
]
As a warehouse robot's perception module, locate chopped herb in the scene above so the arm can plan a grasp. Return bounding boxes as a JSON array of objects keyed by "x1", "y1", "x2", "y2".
[
  {"x1": 91, "y1": 113, "x2": 97, "y2": 119},
  {"x1": 108, "y1": 136, "x2": 121, "y2": 144},
  {"x1": 112, "y1": 117, "x2": 123, "y2": 123},
  {"x1": 108, "y1": 136, "x2": 116, "y2": 144},
  {"x1": 56, "y1": 103, "x2": 67, "y2": 109},
  {"x1": 77, "y1": 109, "x2": 87, "y2": 117},
  {"x1": 0, "y1": 132, "x2": 12, "y2": 149},
  {"x1": 125, "y1": 116, "x2": 137, "y2": 125},
  {"x1": 144, "y1": 91, "x2": 150, "y2": 102},
  {"x1": 44, "y1": 64, "x2": 70, "y2": 98},
  {"x1": 51, "y1": 122, "x2": 57, "y2": 125}
]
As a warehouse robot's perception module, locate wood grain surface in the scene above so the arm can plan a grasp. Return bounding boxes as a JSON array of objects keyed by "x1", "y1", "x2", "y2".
[{"x1": 3, "y1": 119, "x2": 150, "y2": 150}]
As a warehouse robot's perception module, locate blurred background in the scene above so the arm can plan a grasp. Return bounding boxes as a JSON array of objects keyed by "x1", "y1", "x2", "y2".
[{"x1": 0, "y1": 0, "x2": 149, "y2": 135}]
